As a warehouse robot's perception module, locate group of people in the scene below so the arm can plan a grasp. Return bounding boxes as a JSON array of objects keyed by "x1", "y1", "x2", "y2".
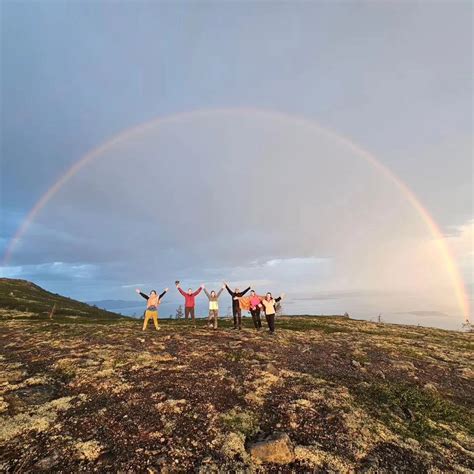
[{"x1": 136, "y1": 281, "x2": 285, "y2": 334}]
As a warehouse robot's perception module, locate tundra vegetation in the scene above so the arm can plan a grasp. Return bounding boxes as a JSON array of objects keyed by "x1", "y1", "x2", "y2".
[{"x1": 0, "y1": 279, "x2": 472, "y2": 472}]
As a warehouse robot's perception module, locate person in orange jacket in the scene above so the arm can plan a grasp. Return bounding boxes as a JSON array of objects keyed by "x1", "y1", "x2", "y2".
[{"x1": 136, "y1": 287, "x2": 168, "y2": 331}]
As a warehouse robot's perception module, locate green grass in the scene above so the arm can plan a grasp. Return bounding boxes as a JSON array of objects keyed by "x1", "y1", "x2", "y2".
[
  {"x1": 353, "y1": 381, "x2": 474, "y2": 442},
  {"x1": 221, "y1": 408, "x2": 261, "y2": 437},
  {"x1": 274, "y1": 316, "x2": 352, "y2": 333}
]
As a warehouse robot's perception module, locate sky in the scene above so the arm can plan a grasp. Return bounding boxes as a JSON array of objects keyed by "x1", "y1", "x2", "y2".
[{"x1": 1, "y1": 1, "x2": 472, "y2": 329}]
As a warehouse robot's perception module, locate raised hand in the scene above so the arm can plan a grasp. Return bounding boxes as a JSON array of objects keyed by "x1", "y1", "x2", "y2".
[
  {"x1": 165, "y1": 288, "x2": 169, "y2": 292},
  {"x1": 201, "y1": 283, "x2": 205, "y2": 288},
  {"x1": 135, "y1": 288, "x2": 141, "y2": 294},
  {"x1": 281, "y1": 292, "x2": 286, "y2": 299}
]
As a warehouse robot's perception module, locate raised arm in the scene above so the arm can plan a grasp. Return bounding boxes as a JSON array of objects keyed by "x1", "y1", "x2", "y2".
[
  {"x1": 192, "y1": 286, "x2": 203, "y2": 297},
  {"x1": 136, "y1": 289, "x2": 149, "y2": 300},
  {"x1": 276, "y1": 292, "x2": 285, "y2": 303},
  {"x1": 159, "y1": 288, "x2": 169, "y2": 300},
  {"x1": 178, "y1": 287, "x2": 187, "y2": 297},
  {"x1": 225, "y1": 284, "x2": 234, "y2": 297},
  {"x1": 240, "y1": 286, "x2": 251, "y2": 297},
  {"x1": 217, "y1": 288, "x2": 224, "y2": 298},
  {"x1": 203, "y1": 288, "x2": 210, "y2": 299}
]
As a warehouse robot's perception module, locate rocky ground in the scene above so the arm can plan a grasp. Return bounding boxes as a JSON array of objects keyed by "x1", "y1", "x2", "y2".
[{"x1": 0, "y1": 315, "x2": 473, "y2": 473}]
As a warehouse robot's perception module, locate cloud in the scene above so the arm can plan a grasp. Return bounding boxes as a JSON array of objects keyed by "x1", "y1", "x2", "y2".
[
  {"x1": 4, "y1": 111, "x2": 468, "y2": 328},
  {"x1": 0, "y1": 262, "x2": 98, "y2": 281}
]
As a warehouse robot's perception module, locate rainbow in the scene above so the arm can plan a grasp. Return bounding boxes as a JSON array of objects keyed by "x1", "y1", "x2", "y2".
[{"x1": 2, "y1": 107, "x2": 469, "y2": 321}]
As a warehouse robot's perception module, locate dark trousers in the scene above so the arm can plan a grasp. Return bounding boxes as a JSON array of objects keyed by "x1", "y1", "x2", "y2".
[
  {"x1": 185, "y1": 306, "x2": 195, "y2": 322},
  {"x1": 250, "y1": 308, "x2": 262, "y2": 329},
  {"x1": 265, "y1": 313, "x2": 276, "y2": 333},
  {"x1": 233, "y1": 307, "x2": 242, "y2": 328}
]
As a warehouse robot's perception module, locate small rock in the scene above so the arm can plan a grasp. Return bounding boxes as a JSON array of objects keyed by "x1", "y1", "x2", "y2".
[
  {"x1": 376, "y1": 370, "x2": 386, "y2": 380},
  {"x1": 265, "y1": 363, "x2": 279, "y2": 375},
  {"x1": 401, "y1": 406, "x2": 415, "y2": 420},
  {"x1": 34, "y1": 455, "x2": 58, "y2": 471},
  {"x1": 423, "y1": 383, "x2": 438, "y2": 393},
  {"x1": 351, "y1": 360, "x2": 362, "y2": 369},
  {"x1": 249, "y1": 432, "x2": 294, "y2": 464}
]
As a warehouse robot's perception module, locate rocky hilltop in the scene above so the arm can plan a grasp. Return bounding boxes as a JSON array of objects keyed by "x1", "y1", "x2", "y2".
[{"x1": 0, "y1": 281, "x2": 472, "y2": 472}]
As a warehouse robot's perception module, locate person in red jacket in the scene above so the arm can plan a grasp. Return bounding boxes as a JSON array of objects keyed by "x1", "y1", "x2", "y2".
[{"x1": 176, "y1": 281, "x2": 203, "y2": 325}]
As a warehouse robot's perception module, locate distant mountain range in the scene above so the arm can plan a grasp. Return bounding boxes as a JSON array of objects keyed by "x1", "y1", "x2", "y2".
[
  {"x1": 87, "y1": 300, "x2": 142, "y2": 310},
  {"x1": 88, "y1": 299, "x2": 234, "y2": 319}
]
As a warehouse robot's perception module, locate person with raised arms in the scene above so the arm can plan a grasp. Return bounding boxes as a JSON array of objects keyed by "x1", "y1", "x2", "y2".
[
  {"x1": 136, "y1": 287, "x2": 168, "y2": 331},
  {"x1": 203, "y1": 284, "x2": 225, "y2": 330},
  {"x1": 259, "y1": 292, "x2": 285, "y2": 335},
  {"x1": 248, "y1": 290, "x2": 264, "y2": 330},
  {"x1": 224, "y1": 282, "x2": 251, "y2": 330},
  {"x1": 175, "y1": 281, "x2": 203, "y2": 327},
  {"x1": 233, "y1": 290, "x2": 264, "y2": 331}
]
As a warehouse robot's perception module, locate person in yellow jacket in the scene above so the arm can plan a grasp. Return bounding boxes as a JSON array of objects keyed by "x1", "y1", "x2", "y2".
[
  {"x1": 259, "y1": 292, "x2": 285, "y2": 335},
  {"x1": 136, "y1": 287, "x2": 168, "y2": 331}
]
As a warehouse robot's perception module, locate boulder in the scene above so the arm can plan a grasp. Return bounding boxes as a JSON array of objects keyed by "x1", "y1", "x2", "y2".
[
  {"x1": 265, "y1": 363, "x2": 280, "y2": 376},
  {"x1": 249, "y1": 432, "x2": 294, "y2": 464}
]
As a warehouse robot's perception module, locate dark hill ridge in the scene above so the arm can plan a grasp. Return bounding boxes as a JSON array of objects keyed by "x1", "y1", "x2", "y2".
[{"x1": 0, "y1": 278, "x2": 126, "y2": 321}]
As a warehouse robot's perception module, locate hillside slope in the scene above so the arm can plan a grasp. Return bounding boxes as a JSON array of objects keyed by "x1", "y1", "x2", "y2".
[
  {"x1": 0, "y1": 313, "x2": 472, "y2": 472},
  {"x1": 0, "y1": 278, "x2": 126, "y2": 321}
]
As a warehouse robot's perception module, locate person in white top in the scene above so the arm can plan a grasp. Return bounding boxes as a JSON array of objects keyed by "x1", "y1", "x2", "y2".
[{"x1": 203, "y1": 285, "x2": 225, "y2": 330}]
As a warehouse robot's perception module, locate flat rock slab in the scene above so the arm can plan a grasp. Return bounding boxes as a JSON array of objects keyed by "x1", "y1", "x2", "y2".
[{"x1": 249, "y1": 432, "x2": 294, "y2": 464}]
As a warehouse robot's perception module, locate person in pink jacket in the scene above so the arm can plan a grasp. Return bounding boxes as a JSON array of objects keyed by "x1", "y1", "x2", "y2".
[{"x1": 249, "y1": 290, "x2": 263, "y2": 330}]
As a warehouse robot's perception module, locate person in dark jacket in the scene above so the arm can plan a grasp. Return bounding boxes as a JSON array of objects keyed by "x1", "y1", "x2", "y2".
[{"x1": 224, "y1": 282, "x2": 250, "y2": 330}]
